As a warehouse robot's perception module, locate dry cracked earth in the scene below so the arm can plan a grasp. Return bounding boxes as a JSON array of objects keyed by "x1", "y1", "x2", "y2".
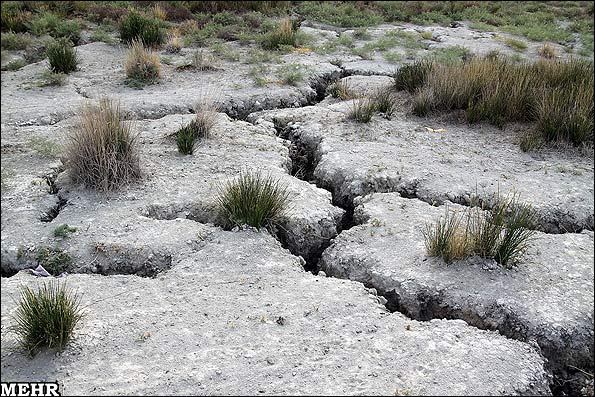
[{"x1": 1, "y1": 18, "x2": 594, "y2": 397}]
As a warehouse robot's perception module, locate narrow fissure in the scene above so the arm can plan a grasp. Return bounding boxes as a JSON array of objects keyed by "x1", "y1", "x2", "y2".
[{"x1": 40, "y1": 168, "x2": 68, "y2": 223}]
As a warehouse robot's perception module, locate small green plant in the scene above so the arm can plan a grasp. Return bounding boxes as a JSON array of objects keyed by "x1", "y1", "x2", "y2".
[
  {"x1": 216, "y1": 171, "x2": 290, "y2": 229},
  {"x1": 383, "y1": 51, "x2": 403, "y2": 63},
  {"x1": 211, "y1": 42, "x2": 239, "y2": 62},
  {"x1": 164, "y1": 32, "x2": 181, "y2": 53},
  {"x1": 394, "y1": 59, "x2": 433, "y2": 93},
  {"x1": 53, "y1": 224, "x2": 77, "y2": 238},
  {"x1": 124, "y1": 39, "x2": 160, "y2": 86},
  {"x1": 119, "y1": 10, "x2": 164, "y2": 47},
  {"x1": 35, "y1": 247, "x2": 72, "y2": 275},
  {"x1": 90, "y1": 27, "x2": 116, "y2": 44},
  {"x1": 348, "y1": 98, "x2": 376, "y2": 123},
  {"x1": 175, "y1": 100, "x2": 218, "y2": 154},
  {"x1": 249, "y1": 64, "x2": 269, "y2": 87},
  {"x1": 276, "y1": 63, "x2": 304, "y2": 86},
  {"x1": 1, "y1": 31, "x2": 32, "y2": 50},
  {"x1": 46, "y1": 38, "x2": 78, "y2": 74},
  {"x1": 177, "y1": 50, "x2": 217, "y2": 71},
  {"x1": 65, "y1": 99, "x2": 141, "y2": 191},
  {"x1": 13, "y1": 281, "x2": 83, "y2": 356}
]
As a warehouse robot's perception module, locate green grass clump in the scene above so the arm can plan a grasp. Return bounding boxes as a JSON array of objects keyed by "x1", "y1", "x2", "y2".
[
  {"x1": 119, "y1": 10, "x2": 164, "y2": 47},
  {"x1": 423, "y1": 195, "x2": 537, "y2": 268},
  {"x1": 13, "y1": 281, "x2": 83, "y2": 356},
  {"x1": 176, "y1": 100, "x2": 218, "y2": 154},
  {"x1": 46, "y1": 37, "x2": 78, "y2": 74},
  {"x1": 1, "y1": 31, "x2": 32, "y2": 50},
  {"x1": 371, "y1": 88, "x2": 397, "y2": 117},
  {"x1": 35, "y1": 247, "x2": 72, "y2": 275},
  {"x1": 216, "y1": 171, "x2": 290, "y2": 229},
  {"x1": 65, "y1": 99, "x2": 141, "y2": 191},
  {"x1": 53, "y1": 224, "x2": 77, "y2": 238},
  {"x1": 1, "y1": 4, "x2": 32, "y2": 33},
  {"x1": 261, "y1": 17, "x2": 296, "y2": 50},
  {"x1": 348, "y1": 98, "x2": 376, "y2": 123},
  {"x1": 393, "y1": 59, "x2": 433, "y2": 93},
  {"x1": 28, "y1": 11, "x2": 81, "y2": 44}
]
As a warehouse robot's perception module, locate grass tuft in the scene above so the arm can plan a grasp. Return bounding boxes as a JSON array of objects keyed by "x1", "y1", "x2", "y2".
[
  {"x1": 348, "y1": 98, "x2": 376, "y2": 123},
  {"x1": 394, "y1": 59, "x2": 433, "y2": 93},
  {"x1": 261, "y1": 17, "x2": 296, "y2": 50},
  {"x1": 65, "y1": 99, "x2": 141, "y2": 191},
  {"x1": 328, "y1": 80, "x2": 356, "y2": 100},
  {"x1": 176, "y1": 100, "x2": 218, "y2": 154},
  {"x1": 119, "y1": 10, "x2": 164, "y2": 47},
  {"x1": 46, "y1": 38, "x2": 78, "y2": 74},
  {"x1": 538, "y1": 42, "x2": 556, "y2": 59},
  {"x1": 216, "y1": 171, "x2": 290, "y2": 229},
  {"x1": 13, "y1": 281, "x2": 83, "y2": 357},
  {"x1": 424, "y1": 195, "x2": 537, "y2": 268},
  {"x1": 124, "y1": 39, "x2": 160, "y2": 86}
]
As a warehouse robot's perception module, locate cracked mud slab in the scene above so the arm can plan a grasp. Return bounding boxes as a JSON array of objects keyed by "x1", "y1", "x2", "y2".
[
  {"x1": 1, "y1": 113, "x2": 342, "y2": 274},
  {"x1": 1, "y1": 42, "x2": 341, "y2": 126},
  {"x1": 320, "y1": 192, "x2": 594, "y2": 379},
  {"x1": 250, "y1": 95, "x2": 594, "y2": 233},
  {"x1": 1, "y1": 228, "x2": 551, "y2": 395}
]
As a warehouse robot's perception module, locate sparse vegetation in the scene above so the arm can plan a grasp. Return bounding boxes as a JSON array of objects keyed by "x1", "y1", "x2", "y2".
[
  {"x1": 13, "y1": 281, "x2": 83, "y2": 356},
  {"x1": 28, "y1": 11, "x2": 81, "y2": 44},
  {"x1": 216, "y1": 171, "x2": 290, "y2": 229},
  {"x1": 328, "y1": 80, "x2": 356, "y2": 100},
  {"x1": 65, "y1": 99, "x2": 141, "y2": 191},
  {"x1": 46, "y1": 37, "x2": 78, "y2": 74},
  {"x1": 175, "y1": 100, "x2": 218, "y2": 154},
  {"x1": 53, "y1": 224, "x2": 77, "y2": 238},
  {"x1": 164, "y1": 32, "x2": 182, "y2": 53},
  {"x1": 119, "y1": 10, "x2": 164, "y2": 47},
  {"x1": 35, "y1": 247, "x2": 72, "y2": 275},
  {"x1": 423, "y1": 195, "x2": 537, "y2": 268},
  {"x1": 276, "y1": 63, "x2": 304, "y2": 86},
  {"x1": 124, "y1": 40, "x2": 160, "y2": 86},
  {"x1": 2, "y1": 58, "x2": 26, "y2": 71}
]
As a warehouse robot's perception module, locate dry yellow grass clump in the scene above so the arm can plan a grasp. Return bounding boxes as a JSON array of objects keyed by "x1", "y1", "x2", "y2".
[
  {"x1": 123, "y1": 39, "x2": 161, "y2": 84},
  {"x1": 65, "y1": 99, "x2": 141, "y2": 191}
]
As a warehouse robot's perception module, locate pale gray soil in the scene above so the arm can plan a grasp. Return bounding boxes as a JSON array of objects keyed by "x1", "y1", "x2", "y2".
[{"x1": 1, "y1": 18, "x2": 593, "y2": 396}]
